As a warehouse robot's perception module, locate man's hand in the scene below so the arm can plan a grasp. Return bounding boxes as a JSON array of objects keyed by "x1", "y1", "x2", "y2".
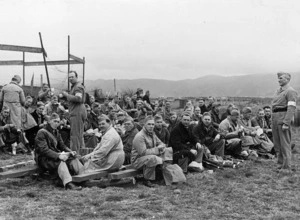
[
  {"x1": 250, "y1": 131, "x2": 256, "y2": 137},
  {"x1": 70, "y1": 151, "x2": 77, "y2": 157},
  {"x1": 61, "y1": 91, "x2": 68, "y2": 97},
  {"x1": 213, "y1": 134, "x2": 220, "y2": 142},
  {"x1": 282, "y1": 124, "x2": 289, "y2": 131},
  {"x1": 196, "y1": 143, "x2": 203, "y2": 150},
  {"x1": 59, "y1": 153, "x2": 69, "y2": 162},
  {"x1": 157, "y1": 144, "x2": 166, "y2": 154},
  {"x1": 81, "y1": 153, "x2": 92, "y2": 163},
  {"x1": 190, "y1": 149, "x2": 197, "y2": 156}
]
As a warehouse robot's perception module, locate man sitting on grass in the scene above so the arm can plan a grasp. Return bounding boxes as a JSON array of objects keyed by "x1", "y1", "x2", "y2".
[
  {"x1": 35, "y1": 113, "x2": 83, "y2": 190},
  {"x1": 170, "y1": 112, "x2": 204, "y2": 173},
  {"x1": 219, "y1": 109, "x2": 244, "y2": 158},
  {"x1": 81, "y1": 115, "x2": 124, "y2": 172},
  {"x1": 193, "y1": 112, "x2": 225, "y2": 158},
  {"x1": 121, "y1": 117, "x2": 139, "y2": 165},
  {"x1": 154, "y1": 114, "x2": 170, "y2": 146},
  {"x1": 131, "y1": 116, "x2": 166, "y2": 187}
]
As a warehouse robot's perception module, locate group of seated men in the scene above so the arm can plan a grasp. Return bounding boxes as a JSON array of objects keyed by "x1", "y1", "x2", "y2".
[{"x1": 0, "y1": 85, "x2": 277, "y2": 190}]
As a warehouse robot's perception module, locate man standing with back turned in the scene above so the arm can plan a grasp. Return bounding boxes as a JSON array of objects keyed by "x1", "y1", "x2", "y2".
[
  {"x1": 272, "y1": 72, "x2": 297, "y2": 172},
  {"x1": 61, "y1": 71, "x2": 87, "y2": 153}
]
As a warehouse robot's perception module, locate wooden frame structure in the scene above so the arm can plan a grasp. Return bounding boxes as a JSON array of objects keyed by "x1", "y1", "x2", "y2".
[{"x1": 0, "y1": 33, "x2": 85, "y2": 90}]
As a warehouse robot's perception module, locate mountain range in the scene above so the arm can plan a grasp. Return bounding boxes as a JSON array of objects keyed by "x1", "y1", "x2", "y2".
[{"x1": 84, "y1": 74, "x2": 300, "y2": 98}]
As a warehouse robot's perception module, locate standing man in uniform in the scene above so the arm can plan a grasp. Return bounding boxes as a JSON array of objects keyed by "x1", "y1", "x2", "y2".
[
  {"x1": 0, "y1": 75, "x2": 25, "y2": 129},
  {"x1": 61, "y1": 71, "x2": 87, "y2": 153},
  {"x1": 272, "y1": 72, "x2": 297, "y2": 172}
]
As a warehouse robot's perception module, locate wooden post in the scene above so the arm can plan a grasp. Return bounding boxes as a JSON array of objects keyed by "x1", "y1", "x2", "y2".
[
  {"x1": 40, "y1": 74, "x2": 43, "y2": 87},
  {"x1": 22, "y1": 52, "x2": 25, "y2": 86},
  {"x1": 39, "y1": 32, "x2": 51, "y2": 88},
  {"x1": 67, "y1": 35, "x2": 70, "y2": 91},
  {"x1": 83, "y1": 57, "x2": 85, "y2": 86}
]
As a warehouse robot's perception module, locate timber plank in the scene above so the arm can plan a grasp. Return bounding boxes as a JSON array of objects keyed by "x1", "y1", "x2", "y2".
[
  {"x1": 0, "y1": 165, "x2": 38, "y2": 179},
  {"x1": 108, "y1": 169, "x2": 139, "y2": 180},
  {"x1": 0, "y1": 160, "x2": 36, "y2": 172},
  {"x1": 72, "y1": 170, "x2": 108, "y2": 183}
]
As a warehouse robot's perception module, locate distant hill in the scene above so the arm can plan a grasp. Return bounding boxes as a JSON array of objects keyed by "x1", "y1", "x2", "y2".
[{"x1": 84, "y1": 74, "x2": 300, "y2": 97}]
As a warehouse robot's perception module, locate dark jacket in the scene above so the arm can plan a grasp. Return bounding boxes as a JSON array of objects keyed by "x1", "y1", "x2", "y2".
[
  {"x1": 35, "y1": 124, "x2": 72, "y2": 171},
  {"x1": 154, "y1": 126, "x2": 170, "y2": 146},
  {"x1": 122, "y1": 127, "x2": 139, "y2": 155},
  {"x1": 169, "y1": 122, "x2": 196, "y2": 153},
  {"x1": 193, "y1": 121, "x2": 220, "y2": 146}
]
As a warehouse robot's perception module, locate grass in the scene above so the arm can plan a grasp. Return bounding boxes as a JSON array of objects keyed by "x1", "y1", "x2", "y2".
[{"x1": 0, "y1": 128, "x2": 299, "y2": 219}]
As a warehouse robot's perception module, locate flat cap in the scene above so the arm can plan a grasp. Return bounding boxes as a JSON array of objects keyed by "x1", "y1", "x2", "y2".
[{"x1": 277, "y1": 72, "x2": 291, "y2": 80}]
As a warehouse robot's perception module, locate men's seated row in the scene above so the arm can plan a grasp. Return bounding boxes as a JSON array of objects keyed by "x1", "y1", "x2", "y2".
[{"x1": 34, "y1": 113, "x2": 125, "y2": 190}]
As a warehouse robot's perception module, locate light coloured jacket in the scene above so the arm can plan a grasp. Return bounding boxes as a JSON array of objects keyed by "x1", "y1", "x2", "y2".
[
  {"x1": 0, "y1": 82, "x2": 25, "y2": 105},
  {"x1": 131, "y1": 128, "x2": 163, "y2": 163}
]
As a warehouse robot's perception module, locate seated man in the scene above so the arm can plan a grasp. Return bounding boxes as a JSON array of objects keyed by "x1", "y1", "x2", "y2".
[
  {"x1": 162, "y1": 101, "x2": 172, "y2": 124},
  {"x1": 0, "y1": 106, "x2": 23, "y2": 154},
  {"x1": 26, "y1": 102, "x2": 46, "y2": 150},
  {"x1": 154, "y1": 114, "x2": 170, "y2": 146},
  {"x1": 122, "y1": 117, "x2": 139, "y2": 165},
  {"x1": 43, "y1": 95, "x2": 66, "y2": 119},
  {"x1": 24, "y1": 96, "x2": 34, "y2": 114},
  {"x1": 191, "y1": 106, "x2": 202, "y2": 123},
  {"x1": 35, "y1": 113, "x2": 83, "y2": 190},
  {"x1": 83, "y1": 104, "x2": 99, "y2": 149},
  {"x1": 251, "y1": 108, "x2": 272, "y2": 139},
  {"x1": 193, "y1": 112, "x2": 225, "y2": 158},
  {"x1": 198, "y1": 98, "x2": 208, "y2": 114},
  {"x1": 169, "y1": 112, "x2": 204, "y2": 173},
  {"x1": 167, "y1": 111, "x2": 180, "y2": 134},
  {"x1": 210, "y1": 103, "x2": 221, "y2": 129},
  {"x1": 263, "y1": 105, "x2": 273, "y2": 141},
  {"x1": 82, "y1": 115, "x2": 124, "y2": 172},
  {"x1": 219, "y1": 109, "x2": 243, "y2": 158},
  {"x1": 131, "y1": 116, "x2": 166, "y2": 187},
  {"x1": 123, "y1": 96, "x2": 137, "y2": 118},
  {"x1": 239, "y1": 107, "x2": 273, "y2": 156}
]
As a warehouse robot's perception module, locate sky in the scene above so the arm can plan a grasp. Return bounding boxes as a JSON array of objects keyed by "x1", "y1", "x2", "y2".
[{"x1": 1, "y1": 0, "x2": 300, "y2": 86}]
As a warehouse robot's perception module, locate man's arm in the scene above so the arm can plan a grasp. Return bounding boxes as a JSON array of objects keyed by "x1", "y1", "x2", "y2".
[
  {"x1": 132, "y1": 134, "x2": 160, "y2": 156},
  {"x1": 283, "y1": 89, "x2": 298, "y2": 126},
  {"x1": 19, "y1": 90, "x2": 25, "y2": 106},
  {"x1": 170, "y1": 127, "x2": 191, "y2": 152},
  {"x1": 35, "y1": 131, "x2": 60, "y2": 160},
  {"x1": 66, "y1": 85, "x2": 84, "y2": 103}
]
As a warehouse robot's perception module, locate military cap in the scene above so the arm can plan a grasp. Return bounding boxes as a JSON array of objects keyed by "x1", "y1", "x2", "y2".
[{"x1": 277, "y1": 72, "x2": 291, "y2": 80}]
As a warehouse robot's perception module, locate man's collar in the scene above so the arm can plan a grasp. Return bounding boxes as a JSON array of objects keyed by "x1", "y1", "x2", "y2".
[{"x1": 280, "y1": 84, "x2": 290, "y2": 91}]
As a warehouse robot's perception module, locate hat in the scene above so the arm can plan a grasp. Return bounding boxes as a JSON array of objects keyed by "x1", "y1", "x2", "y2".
[
  {"x1": 98, "y1": 114, "x2": 110, "y2": 122},
  {"x1": 123, "y1": 116, "x2": 134, "y2": 123},
  {"x1": 231, "y1": 109, "x2": 240, "y2": 116},
  {"x1": 277, "y1": 72, "x2": 291, "y2": 80},
  {"x1": 12, "y1": 75, "x2": 21, "y2": 83},
  {"x1": 242, "y1": 107, "x2": 252, "y2": 114}
]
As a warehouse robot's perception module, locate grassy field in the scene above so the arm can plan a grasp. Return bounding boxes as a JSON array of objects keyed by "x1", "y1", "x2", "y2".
[{"x1": 0, "y1": 129, "x2": 299, "y2": 220}]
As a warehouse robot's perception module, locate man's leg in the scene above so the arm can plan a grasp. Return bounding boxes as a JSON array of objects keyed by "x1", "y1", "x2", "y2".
[
  {"x1": 68, "y1": 158, "x2": 84, "y2": 175},
  {"x1": 279, "y1": 127, "x2": 292, "y2": 169},
  {"x1": 133, "y1": 155, "x2": 163, "y2": 180},
  {"x1": 225, "y1": 138, "x2": 242, "y2": 157},
  {"x1": 70, "y1": 114, "x2": 85, "y2": 153},
  {"x1": 272, "y1": 115, "x2": 283, "y2": 165},
  {"x1": 58, "y1": 161, "x2": 73, "y2": 186},
  {"x1": 207, "y1": 139, "x2": 225, "y2": 157}
]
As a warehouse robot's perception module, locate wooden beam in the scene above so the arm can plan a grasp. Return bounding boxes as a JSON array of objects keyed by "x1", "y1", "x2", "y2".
[
  {"x1": 24, "y1": 60, "x2": 82, "y2": 66},
  {"x1": 0, "y1": 44, "x2": 43, "y2": 53},
  {"x1": 69, "y1": 54, "x2": 84, "y2": 63},
  {"x1": 0, "y1": 165, "x2": 38, "y2": 179},
  {"x1": 72, "y1": 170, "x2": 108, "y2": 183},
  {"x1": 108, "y1": 169, "x2": 139, "y2": 180},
  {"x1": 0, "y1": 60, "x2": 23, "y2": 65}
]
